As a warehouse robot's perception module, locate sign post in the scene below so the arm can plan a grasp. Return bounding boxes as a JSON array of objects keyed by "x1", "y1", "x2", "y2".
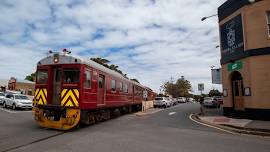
[
  {"x1": 211, "y1": 68, "x2": 222, "y2": 84},
  {"x1": 198, "y1": 83, "x2": 204, "y2": 95}
]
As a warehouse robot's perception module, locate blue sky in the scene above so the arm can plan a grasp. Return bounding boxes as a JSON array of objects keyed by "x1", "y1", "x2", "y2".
[{"x1": 0, "y1": 0, "x2": 225, "y2": 94}]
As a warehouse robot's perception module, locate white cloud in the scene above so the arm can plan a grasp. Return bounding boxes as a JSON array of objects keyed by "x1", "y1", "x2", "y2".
[{"x1": 0, "y1": 0, "x2": 226, "y2": 94}]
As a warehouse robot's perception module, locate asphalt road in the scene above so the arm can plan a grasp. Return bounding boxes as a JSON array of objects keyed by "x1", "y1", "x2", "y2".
[{"x1": 0, "y1": 103, "x2": 269, "y2": 152}]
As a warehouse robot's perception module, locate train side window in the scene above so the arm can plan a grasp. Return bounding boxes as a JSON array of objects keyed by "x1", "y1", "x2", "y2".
[
  {"x1": 84, "y1": 71, "x2": 91, "y2": 88},
  {"x1": 124, "y1": 84, "x2": 128, "y2": 93},
  {"x1": 98, "y1": 76, "x2": 104, "y2": 88},
  {"x1": 119, "y1": 82, "x2": 123, "y2": 92},
  {"x1": 111, "y1": 80, "x2": 116, "y2": 91}
]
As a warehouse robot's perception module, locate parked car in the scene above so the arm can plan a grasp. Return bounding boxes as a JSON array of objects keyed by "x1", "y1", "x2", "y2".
[
  {"x1": 170, "y1": 98, "x2": 178, "y2": 106},
  {"x1": 2, "y1": 94, "x2": 33, "y2": 110},
  {"x1": 213, "y1": 96, "x2": 223, "y2": 105},
  {"x1": 203, "y1": 97, "x2": 220, "y2": 108},
  {"x1": 0, "y1": 92, "x2": 5, "y2": 104},
  {"x1": 154, "y1": 97, "x2": 171, "y2": 108},
  {"x1": 177, "y1": 97, "x2": 186, "y2": 103}
]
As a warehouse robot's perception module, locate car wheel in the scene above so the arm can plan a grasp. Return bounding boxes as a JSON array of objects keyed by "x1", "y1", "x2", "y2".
[
  {"x1": 12, "y1": 104, "x2": 16, "y2": 110},
  {"x1": 3, "y1": 102, "x2": 6, "y2": 108}
]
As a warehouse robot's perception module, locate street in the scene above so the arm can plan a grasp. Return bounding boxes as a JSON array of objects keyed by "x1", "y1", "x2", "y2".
[{"x1": 0, "y1": 103, "x2": 269, "y2": 152}]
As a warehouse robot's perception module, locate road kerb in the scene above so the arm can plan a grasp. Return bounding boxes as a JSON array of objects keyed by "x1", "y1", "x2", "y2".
[{"x1": 189, "y1": 113, "x2": 270, "y2": 137}]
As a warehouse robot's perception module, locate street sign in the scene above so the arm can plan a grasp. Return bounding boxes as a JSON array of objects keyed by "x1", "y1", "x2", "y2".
[
  {"x1": 198, "y1": 83, "x2": 204, "y2": 91},
  {"x1": 143, "y1": 90, "x2": 148, "y2": 99},
  {"x1": 227, "y1": 61, "x2": 243, "y2": 72},
  {"x1": 211, "y1": 68, "x2": 222, "y2": 84}
]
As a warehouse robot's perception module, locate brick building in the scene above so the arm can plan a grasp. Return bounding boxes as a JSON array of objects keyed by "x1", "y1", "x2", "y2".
[
  {"x1": 218, "y1": 0, "x2": 270, "y2": 120},
  {"x1": 8, "y1": 77, "x2": 35, "y2": 96}
]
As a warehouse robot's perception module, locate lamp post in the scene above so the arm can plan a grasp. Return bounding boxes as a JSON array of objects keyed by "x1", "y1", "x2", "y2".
[{"x1": 201, "y1": 14, "x2": 218, "y2": 21}]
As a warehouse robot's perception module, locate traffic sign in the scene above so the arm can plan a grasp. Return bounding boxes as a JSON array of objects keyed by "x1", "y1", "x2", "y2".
[{"x1": 198, "y1": 83, "x2": 204, "y2": 91}]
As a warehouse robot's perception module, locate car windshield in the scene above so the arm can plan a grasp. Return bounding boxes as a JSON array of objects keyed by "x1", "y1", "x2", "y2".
[
  {"x1": 0, "y1": 93, "x2": 4, "y2": 96},
  {"x1": 15, "y1": 95, "x2": 28, "y2": 100},
  {"x1": 155, "y1": 97, "x2": 163, "y2": 100},
  {"x1": 204, "y1": 97, "x2": 213, "y2": 100}
]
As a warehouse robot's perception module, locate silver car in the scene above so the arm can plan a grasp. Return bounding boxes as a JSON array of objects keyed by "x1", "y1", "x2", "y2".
[
  {"x1": 154, "y1": 97, "x2": 170, "y2": 108},
  {"x1": 3, "y1": 94, "x2": 33, "y2": 110},
  {"x1": 0, "y1": 92, "x2": 5, "y2": 104}
]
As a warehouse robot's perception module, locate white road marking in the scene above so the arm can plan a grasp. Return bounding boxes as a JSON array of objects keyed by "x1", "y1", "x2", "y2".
[
  {"x1": 0, "y1": 107, "x2": 17, "y2": 113},
  {"x1": 168, "y1": 112, "x2": 176, "y2": 115},
  {"x1": 0, "y1": 107, "x2": 32, "y2": 114}
]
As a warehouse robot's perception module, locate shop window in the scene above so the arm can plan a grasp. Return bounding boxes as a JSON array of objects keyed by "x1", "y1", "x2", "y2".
[
  {"x1": 267, "y1": 11, "x2": 270, "y2": 36},
  {"x1": 111, "y1": 80, "x2": 116, "y2": 91},
  {"x1": 84, "y1": 71, "x2": 91, "y2": 88}
]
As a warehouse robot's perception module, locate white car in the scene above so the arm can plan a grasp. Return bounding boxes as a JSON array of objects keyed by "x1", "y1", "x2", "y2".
[
  {"x1": 177, "y1": 97, "x2": 186, "y2": 103},
  {"x1": 3, "y1": 94, "x2": 33, "y2": 110},
  {"x1": 0, "y1": 92, "x2": 5, "y2": 104},
  {"x1": 154, "y1": 97, "x2": 171, "y2": 108}
]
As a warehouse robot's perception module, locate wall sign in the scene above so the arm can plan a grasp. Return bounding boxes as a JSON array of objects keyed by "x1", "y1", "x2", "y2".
[
  {"x1": 220, "y1": 14, "x2": 244, "y2": 62},
  {"x1": 227, "y1": 61, "x2": 243, "y2": 72},
  {"x1": 244, "y1": 87, "x2": 251, "y2": 96},
  {"x1": 223, "y1": 89, "x2": 228, "y2": 97},
  {"x1": 211, "y1": 68, "x2": 222, "y2": 84}
]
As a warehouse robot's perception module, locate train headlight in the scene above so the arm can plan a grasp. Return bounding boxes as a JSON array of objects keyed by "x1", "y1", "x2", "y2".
[{"x1": 53, "y1": 54, "x2": 59, "y2": 63}]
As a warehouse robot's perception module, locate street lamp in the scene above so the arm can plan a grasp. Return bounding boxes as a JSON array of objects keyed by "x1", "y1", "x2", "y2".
[{"x1": 201, "y1": 14, "x2": 218, "y2": 21}]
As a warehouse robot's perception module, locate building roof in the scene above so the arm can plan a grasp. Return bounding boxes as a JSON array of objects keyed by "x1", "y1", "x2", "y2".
[
  {"x1": 16, "y1": 79, "x2": 35, "y2": 84},
  {"x1": 218, "y1": 0, "x2": 254, "y2": 21}
]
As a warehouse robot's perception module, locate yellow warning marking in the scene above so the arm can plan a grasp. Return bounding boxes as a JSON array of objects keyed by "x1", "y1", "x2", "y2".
[
  {"x1": 61, "y1": 89, "x2": 68, "y2": 98},
  {"x1": 61, "y1": 89, "x2": 79, "y2": 107},
  {"x1": 35, "y1": 88, "x2": 47, "y2": 105}
]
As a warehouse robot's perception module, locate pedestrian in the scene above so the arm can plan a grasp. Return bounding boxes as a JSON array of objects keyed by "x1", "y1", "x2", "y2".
[{"x1": 199, "y1": 96, "x2": 204, "y2": 115}]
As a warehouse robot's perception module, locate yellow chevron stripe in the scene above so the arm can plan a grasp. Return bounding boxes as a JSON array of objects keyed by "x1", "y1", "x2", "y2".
[
  {"x1": 35, "y1": 88, "x2": 47, "y2": 105},
  {"x1": 61, "y1": 89, "x2": 68, "y2": 98},
  {"x1": 74, "y1": 89, "x2": 79, "y2": 98},
  {"x1": 44, "y1": 89, "x2": 47, "y2": 97},
  {"x1": 35, "y1": 88, "x2": 39, "y2": 97},
  {"x1": 61, "y1": 89, "x2": 79, "y2": 107},
  {"x1": 65, "y1": 100, "x2": 74, "y2": 107}
]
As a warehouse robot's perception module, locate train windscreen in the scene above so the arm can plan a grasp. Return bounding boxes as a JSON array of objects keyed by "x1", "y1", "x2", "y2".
[{"x1": 63, "y1": 68, "x2": 80, "y2": 83}]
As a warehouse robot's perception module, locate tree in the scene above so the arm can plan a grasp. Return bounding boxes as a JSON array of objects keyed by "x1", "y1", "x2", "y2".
[
  {"x1": 208, "y1": 89, "x2": 222, "y2": 97},
  {"x1": 25, "y1": 72, "x2": 36, "y2": 82},
  {"x1": 161, "y1": 76, "x2": 192, "y2": 98}
]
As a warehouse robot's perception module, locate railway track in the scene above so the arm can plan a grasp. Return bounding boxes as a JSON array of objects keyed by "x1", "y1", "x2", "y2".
[{"x1": 1, "y1": 132, "x2": 65, "y2": 152}]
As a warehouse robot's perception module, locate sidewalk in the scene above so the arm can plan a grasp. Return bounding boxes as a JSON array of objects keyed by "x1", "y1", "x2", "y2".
[{"x1": 193, "y1": 107, "x2": 270, "y2": 136}]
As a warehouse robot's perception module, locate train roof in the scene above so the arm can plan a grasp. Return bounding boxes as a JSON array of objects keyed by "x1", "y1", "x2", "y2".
[{"x1": 38, "y1": 54, "x2": 145, "y2": 88}]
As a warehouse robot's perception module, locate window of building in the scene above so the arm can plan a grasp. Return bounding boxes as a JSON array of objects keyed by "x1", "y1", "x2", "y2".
[
  {"x1": 267, "y1": 11, "x2": 270, "y2": 36},
  {"x1": 119, "y1": 82, "x2": 123, "y2": 92},
  {"x1": 124, "y1": 84, "x2": 128, "y2": 93},
  {"x1": 84, "y1": 71, "x2": 91, "y2": 88},
  {"x1": 111, "y1": 80, "x2": 116, "y2": 91}
]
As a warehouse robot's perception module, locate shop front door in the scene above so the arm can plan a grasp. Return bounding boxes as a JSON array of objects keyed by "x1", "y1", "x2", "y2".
[{"x1": 231, "y1": 72, "x2": 244, "y2": 111}]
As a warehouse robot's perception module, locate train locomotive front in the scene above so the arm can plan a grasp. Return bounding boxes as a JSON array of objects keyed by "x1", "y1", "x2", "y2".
[{"x1": 33, "y1": 53, "x2": 83, "y2": 130}]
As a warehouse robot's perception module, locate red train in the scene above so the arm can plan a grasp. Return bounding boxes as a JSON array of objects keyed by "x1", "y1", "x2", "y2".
[{"x1": 33, "y1": 50, "x2": 155, "y2": 130}]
